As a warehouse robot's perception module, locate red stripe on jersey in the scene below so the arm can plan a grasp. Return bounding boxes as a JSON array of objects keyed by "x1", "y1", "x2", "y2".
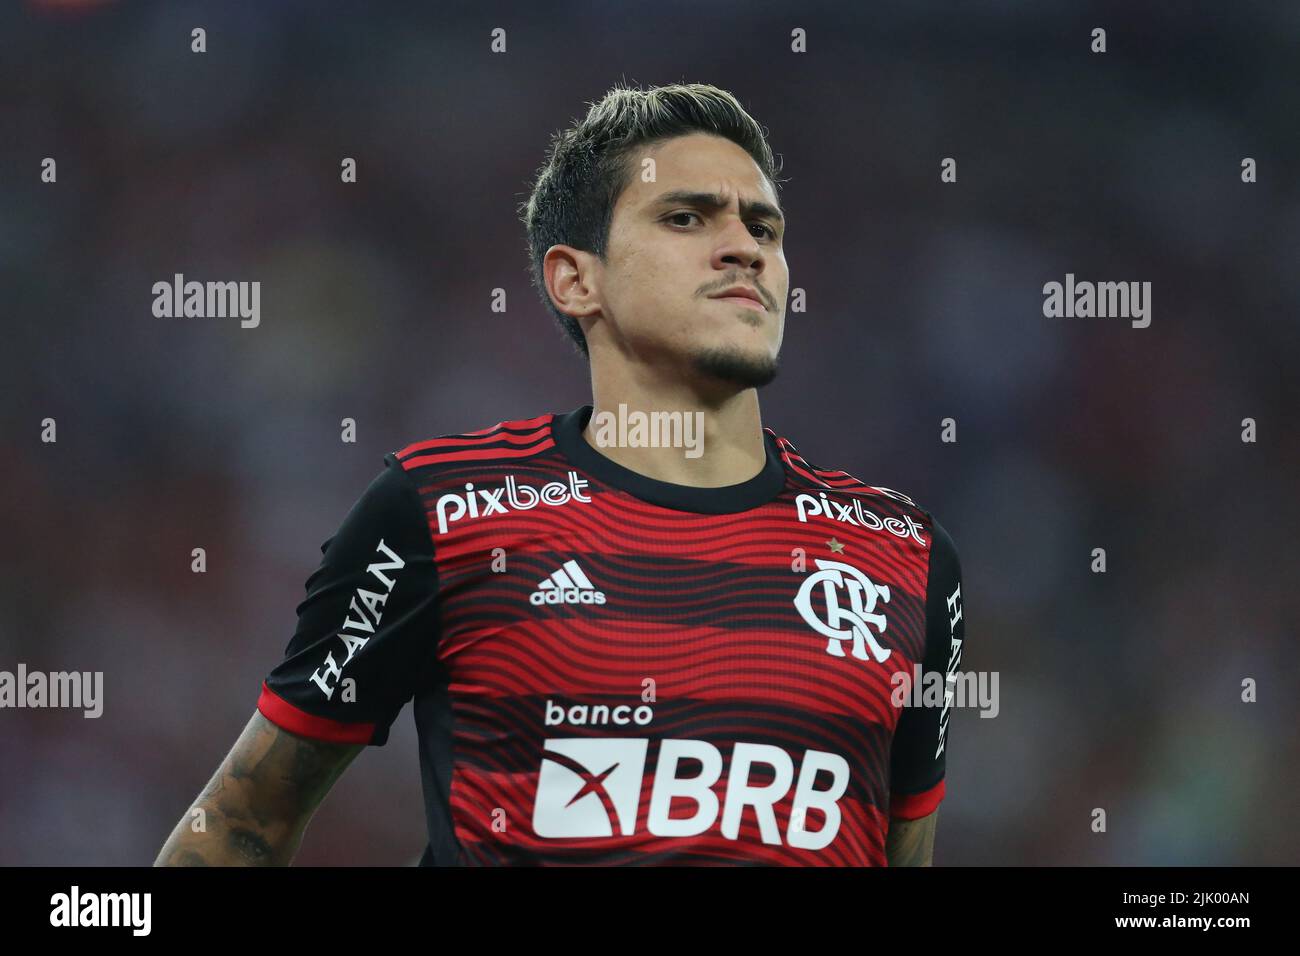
[
  {"x1": 401, "y1": 439, "x2": 556, "y2": 469},
  {"x1": 401, "y1": 427, "x2": 551, "y2": 455},
  {"x1": 257, "y1": 682, "x2": 375, "y2": 745},
  {"x1": 815, "y1": 470, "x2": 868, "y2": 487},
  {"x1": 771, "y1": 432, "x2": 907, "y2": 503},
  {"x1": 779, "y1": 447, "x2": 823, "y2": 485},
  {"x1": 396, "y1": 418, "x2": 554, "y2": 461},
  {"x1": 889, "y1": 778, "x2": 945, "y2": 819},
  {"x1": 462, "y1": 413, "x2": 552, "y2": 436}
]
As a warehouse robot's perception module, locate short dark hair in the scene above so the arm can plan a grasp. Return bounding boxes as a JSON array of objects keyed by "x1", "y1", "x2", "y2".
[{"x1": 519, "y1": 82, "x2": 783, "y2": 358}]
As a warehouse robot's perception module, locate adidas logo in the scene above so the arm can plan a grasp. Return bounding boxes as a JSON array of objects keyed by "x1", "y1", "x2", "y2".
[{"x1": 530, "y1": 559, "x2": 607, "y2": 606}]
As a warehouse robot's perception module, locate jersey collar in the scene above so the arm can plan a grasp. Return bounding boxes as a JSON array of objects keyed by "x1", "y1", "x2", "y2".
[{"x1": 550, "y1": 404, "x2": 787, "y2": 514}]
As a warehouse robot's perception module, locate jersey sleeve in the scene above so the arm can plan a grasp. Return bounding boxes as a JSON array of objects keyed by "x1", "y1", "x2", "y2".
[
  {"x1": 888, "y1": 517, "x2": 964, "y2": 819},
  {"x1": 256, "y1": 452, "x2": 440, "y2": 747}
]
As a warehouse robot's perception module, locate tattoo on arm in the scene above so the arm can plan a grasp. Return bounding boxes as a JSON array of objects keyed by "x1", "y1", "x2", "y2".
[
  {"x1": 156, "y1": 712, "x2": 362, "y2": 866},
  {"x1": 885, "y1": 810, "x2": 938, "y2": 867}
]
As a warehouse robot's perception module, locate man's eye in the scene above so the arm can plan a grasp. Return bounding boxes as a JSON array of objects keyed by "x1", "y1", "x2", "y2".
[{"x1": 667, "y1": 212, "x2": 777, "y2": 241}]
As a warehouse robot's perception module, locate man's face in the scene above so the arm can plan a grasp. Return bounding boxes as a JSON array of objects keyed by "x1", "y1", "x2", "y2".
[{"x1": 592, "y1": 132, "x2": 788, "y2": 389}]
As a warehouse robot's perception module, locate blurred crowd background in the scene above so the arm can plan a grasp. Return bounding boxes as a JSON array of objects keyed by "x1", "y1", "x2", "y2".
[{"x1": 1, "y1": 0, "x2": 1296, "y2": 865}]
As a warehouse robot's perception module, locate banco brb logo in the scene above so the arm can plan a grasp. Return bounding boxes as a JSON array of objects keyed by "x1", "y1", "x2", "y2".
[
  {"x1": 533, "y1": 739, "x2": 647, "y2": 839},
  {"x1": 533, "y1": 738, "x2": 848, "y2": 849},
  {"x1": 794, "y1": 559, "x2": 892, "y2": 663}
]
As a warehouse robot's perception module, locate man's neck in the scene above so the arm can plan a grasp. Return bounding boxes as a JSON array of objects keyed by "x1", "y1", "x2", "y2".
[{"x1": 580, "y1": 383, "x2": 767, "y2": 488}]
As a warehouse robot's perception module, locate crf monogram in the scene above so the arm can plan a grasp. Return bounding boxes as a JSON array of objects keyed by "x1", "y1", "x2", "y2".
[{"x1": 793, "y1": 559, "x2": 892, "y2": 662}]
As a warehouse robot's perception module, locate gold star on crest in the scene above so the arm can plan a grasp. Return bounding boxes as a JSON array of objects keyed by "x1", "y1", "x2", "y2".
[{"x1": 827, "y1": 537, "x2": 845, "y2": 554}]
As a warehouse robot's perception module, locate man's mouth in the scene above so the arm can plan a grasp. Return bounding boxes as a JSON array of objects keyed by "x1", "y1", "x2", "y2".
[
  {"x1": 708, "y1": 285, "x2": 768, "y2": 311},
  {"x1": 713, "y1": 295, "x2": 766, "y2": 312}
]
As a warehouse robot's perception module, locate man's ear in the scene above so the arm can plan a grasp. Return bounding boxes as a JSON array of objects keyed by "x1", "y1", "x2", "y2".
[{"x1": 543, "y1": 245, "x2": 601, "y2": 321}]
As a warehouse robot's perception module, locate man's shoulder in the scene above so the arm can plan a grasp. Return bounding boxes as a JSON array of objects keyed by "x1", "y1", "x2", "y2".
[
  {"x1": 391, "y1": 410, "x2": 560, "y2": 476},
  {"x1": 763, "y1": 420, "x2": 931, "y2": 516}
]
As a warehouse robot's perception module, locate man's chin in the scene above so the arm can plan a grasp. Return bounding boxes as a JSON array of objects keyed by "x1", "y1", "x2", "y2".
[{"x1": 690, "y1": 345, "x2": 779, "y2": 390}]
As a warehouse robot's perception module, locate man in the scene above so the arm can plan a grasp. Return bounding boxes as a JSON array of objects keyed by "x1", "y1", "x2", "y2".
[{"x1": 156, "y1": 82, "x2": 964, "y2": 867}]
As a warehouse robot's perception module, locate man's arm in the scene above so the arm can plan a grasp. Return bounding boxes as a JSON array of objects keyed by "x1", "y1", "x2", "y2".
[
  {"x1": 155, "y1": 711, "x2": 362, "y2": 866},
  {"x1": 886, "y1": 516, "x2": 963, "y2": 867},
  {"x1": 886, "y1": 808, "x2": 939, "y2": 867}
]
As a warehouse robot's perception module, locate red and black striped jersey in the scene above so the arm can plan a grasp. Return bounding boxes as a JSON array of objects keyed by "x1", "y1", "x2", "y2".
[{"x1": 258, "y1": 404, "x2": 965, "y2": 865}]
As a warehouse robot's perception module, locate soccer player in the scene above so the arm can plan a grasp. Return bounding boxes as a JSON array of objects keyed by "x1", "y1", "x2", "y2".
[{"x1": 156, "y1": 82, "x2": 965, "y2": 867}]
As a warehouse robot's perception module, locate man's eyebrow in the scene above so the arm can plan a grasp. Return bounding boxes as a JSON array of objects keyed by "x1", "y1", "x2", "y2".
[{"x1": 649, "y1": 190, "x2": 784, "y2": 225}]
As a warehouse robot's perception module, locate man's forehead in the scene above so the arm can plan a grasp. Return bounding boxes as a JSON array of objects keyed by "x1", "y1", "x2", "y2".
[{"x1": 629, "y1": 135, "x2": 776, "y2": 205}]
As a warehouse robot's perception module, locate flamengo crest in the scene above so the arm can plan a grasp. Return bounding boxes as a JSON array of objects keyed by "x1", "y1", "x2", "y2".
[{"x1": 793, "y1": 559, "x2": 892, "y2": 663}]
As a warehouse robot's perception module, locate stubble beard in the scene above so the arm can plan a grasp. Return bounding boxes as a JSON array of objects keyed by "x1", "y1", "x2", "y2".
[{"x1": 690, "y1": 343, "x2": 779, "y2": 390}]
